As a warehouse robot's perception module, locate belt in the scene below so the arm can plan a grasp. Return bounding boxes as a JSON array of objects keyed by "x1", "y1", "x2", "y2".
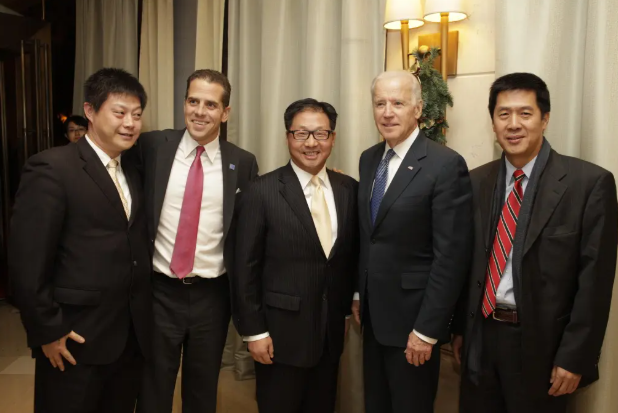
[
  {"x1": 492, "y1": 307, "x2": 519, "y2": 324},
  {"x1": 155, "y1": 271, "x2": 210, "y2": 285}
]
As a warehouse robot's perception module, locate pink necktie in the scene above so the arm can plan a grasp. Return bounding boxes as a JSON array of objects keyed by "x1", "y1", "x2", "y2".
[{"x1": 170, "y1": 145, "x2": 205, "y2": 279}]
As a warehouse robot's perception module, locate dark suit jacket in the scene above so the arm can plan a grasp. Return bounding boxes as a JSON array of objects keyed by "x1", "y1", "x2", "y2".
[
  {"x1": 358, "y1": 131, "x2": 473, "y2": 347},
  {"x1": 9, "y1": 138, "x2": 153, "y2": 365},
  {"x1": 130, "y1": 129, "x2": 259, "y2": 278},
  {"x1": 457, "y1": 150, "x2": 618, "y2": 397},
  {"x1": 233, "y1": 163, "x2": 359, "y2": 368}
]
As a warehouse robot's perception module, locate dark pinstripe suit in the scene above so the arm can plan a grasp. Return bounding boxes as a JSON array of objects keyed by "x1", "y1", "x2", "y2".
[{"x1": 233, "y1": 162, "x2": 358, "y2": 412}]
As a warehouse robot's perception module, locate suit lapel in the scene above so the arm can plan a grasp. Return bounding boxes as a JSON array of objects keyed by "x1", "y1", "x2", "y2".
[
  {"x1": 361, "y1": 143, "x2": 385, "y2": 233},
  {"x1": 523, "y1": 153, "x2": 567, "y2": 255},
  {"x1": 479, "y1": 162, "x2": 501, "y2": 250},
  {"x1": 78, "y1": 138, "x2": 127, "y2": 224},
  {"x1": 220, "y1": 140, "x2": 239, "y2": 240},
  {"x1": 279, "y1": 163, "x2": 323, "y2": 256},
  {"x1": 326, "y1": 169, "x2": 349, "y2": 260},
  {"x1": 153, "y1": 130, "x2": 183, "y2": 231},
  {"x1": 372, "y1": 134, "x2": 426, "y2": 231}
]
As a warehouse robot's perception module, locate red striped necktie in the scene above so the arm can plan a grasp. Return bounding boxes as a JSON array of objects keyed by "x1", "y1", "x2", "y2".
[{"x1": 482, "y1": 169, "x2": 525, "y2": 317}]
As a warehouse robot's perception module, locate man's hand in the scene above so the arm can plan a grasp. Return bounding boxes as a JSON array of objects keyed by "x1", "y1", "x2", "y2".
[
  {"x1": 248, "y1": 336, "x2": 274, "y2": 365},
  {"x1": 405, "y1": 332, "x2": 433, "y2": 367},
  {"x1": 41, "y1": 331, "x2": 85, "y2": 371},
  {"x1": 452, "y1": 335, "x2": 463, "y2": 365},
  {"x1": 548, "y1": 366, "x2": 582, "y2": 396},
  {"x1": 351, "y1": 300, "x2": 360, "y2": 325}
]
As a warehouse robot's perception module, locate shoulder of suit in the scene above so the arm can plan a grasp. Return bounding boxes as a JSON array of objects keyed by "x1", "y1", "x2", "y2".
[
  {"x1": 552, "y1": 151, "x2": 613, "y2": 178},
  {"x1": 27, "y1": 143, "x2": 77, "y2": 167},
  {"x1": 328, "y1": 169, "x2": 358, "y2": 188},
  {"x1": 424, "y1": 137, "x2": 464, "y2": 161},
  {"x1": 360, "y1": 141, "x2": 384, "y2": 159},
  {"x1": 470, "y1": 159, "x2": 500, "y2": 178}
]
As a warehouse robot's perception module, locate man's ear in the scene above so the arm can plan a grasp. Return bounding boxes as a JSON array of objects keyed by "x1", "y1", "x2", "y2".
[{"x1": 84, "y1": 102, "x2": 95, "y2": 123}]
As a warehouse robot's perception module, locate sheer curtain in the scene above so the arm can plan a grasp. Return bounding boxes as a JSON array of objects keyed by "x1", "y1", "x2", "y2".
[
  {"x1": 72, "y1": 0, "x2": 139, "y2": 115},
  {"x1": 139, "y1": 0, "x2": 174, "y2": 131},
  {"x1": 496, "y1": 1, "x2": 618, "y2": 412},
  {"x1": 195, "y1": 0, "x2": 225, "y2": 71}
]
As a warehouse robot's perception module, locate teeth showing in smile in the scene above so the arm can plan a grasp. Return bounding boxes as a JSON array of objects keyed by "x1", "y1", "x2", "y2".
[
  {"x1": 193, "y1": 121, "x2": 206, "y2": 126},
  {"x1": 304, "y1": 152, "x2": 318, "y2": 156}
]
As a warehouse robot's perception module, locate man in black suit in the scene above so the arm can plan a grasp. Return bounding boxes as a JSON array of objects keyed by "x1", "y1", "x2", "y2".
[
  {"x1": 134, "y1": 69, "x2": 258, "y2": 413},
  {"x1": 234, "y1": 98, "x2": 359, "y2": 413},
  {"x1": 9, "y1": 68, "x2": 152, "y2": 413},
  {"x1": 352, "y1": 71, "x2": 473, "y2": 413},
  {"x1": 452, "y1": 73, "x2": 618, "y2": 413}
]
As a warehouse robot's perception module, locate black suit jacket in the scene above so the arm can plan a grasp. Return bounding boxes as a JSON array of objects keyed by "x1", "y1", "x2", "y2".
[
  {"x1": 234, "y1": 163, "x2": 359, "y2": 368},
  {"x1": 457, "y1": 150, "x2": 618, "y2": 397},
  {"x1": 358, "y1": 132, "x2": 473, "y2": 347},
  {"x1": 130, "y1": 129, "x2": 259, "y2": 277},
  {"x1": 9, "y1": 138, "x2": 153, "y2": 364}
]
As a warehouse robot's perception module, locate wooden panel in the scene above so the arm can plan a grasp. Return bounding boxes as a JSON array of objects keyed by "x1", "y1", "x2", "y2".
[{"x1": 418, "y1": 31, "x2": 459, "y2": 77}]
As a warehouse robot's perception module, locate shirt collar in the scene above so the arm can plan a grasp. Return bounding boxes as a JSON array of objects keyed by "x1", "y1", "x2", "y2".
[
  {"x1": 384, "y1": 126, "x2": 420, "y2": 160},
  {"x1": 290, "y1": 161, "x2": 330, "y2": 190},
  {"x1": 181, "y1": 129, "x2": 220, "y2": 163},
  {"x1": 505, "y1": 156, "x2": 537, "y2": 181},
  {"x1": 85, "y1": 135, "x2": 121, "y2": 168}
]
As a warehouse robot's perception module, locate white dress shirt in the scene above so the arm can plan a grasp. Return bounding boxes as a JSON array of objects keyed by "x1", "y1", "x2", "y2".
[
  {"x1": 495, "y1": 156, "x2": 537, "y2": 309},
  {"x1": 244, "y1": 162, "x2": 339, "y2": 342},
  {"x1": 85, "y1": 135, "x2": 132, "y2": 211},
  {"x1": 153, "y1": 130, "x2": 225, "y2": 279}
]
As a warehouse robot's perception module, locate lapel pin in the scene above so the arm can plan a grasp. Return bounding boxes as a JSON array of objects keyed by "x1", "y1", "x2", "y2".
[
  {"x1": 407, "y1": 166, "x2": 414, "y2": 170},
  {"x1": 229, "y1": 164, "x2": 236, "y2": 170}
]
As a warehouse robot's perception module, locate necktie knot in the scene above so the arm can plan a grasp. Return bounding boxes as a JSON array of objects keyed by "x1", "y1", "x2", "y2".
[
  {"x1": 107, "y1": 158, "x2": 119, "y2": 169},
  {"x1": 311, "y1": 175, "x2": 322, "y2": 188},
  {"x1": 195, "y1": 145, "x2": 205, "y2": 157},
  {"x1": 514, "y1": 169, "x2": 525, "y2": 181},
  {"x1": 384, "y1": 149, "x2": 396, "y2": 162}
]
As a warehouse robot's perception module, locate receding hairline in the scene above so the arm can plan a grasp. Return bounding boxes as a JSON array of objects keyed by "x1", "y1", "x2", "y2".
[{"x1": 370, "y1": 71, "x2": 422, "y2": 102}]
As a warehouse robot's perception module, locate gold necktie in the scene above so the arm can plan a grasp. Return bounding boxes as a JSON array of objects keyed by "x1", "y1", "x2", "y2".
[
  {"x1": 107, "y1": 158, "x2": 130, "y2": 219},
  {"x1": 310, "y1": 175, "x2": 332, "y2": 257}
]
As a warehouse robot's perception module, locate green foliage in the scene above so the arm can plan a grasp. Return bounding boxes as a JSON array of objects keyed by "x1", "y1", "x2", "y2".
[{"x1": 410, "y1": 47, "x2": 453, "y2": 144}]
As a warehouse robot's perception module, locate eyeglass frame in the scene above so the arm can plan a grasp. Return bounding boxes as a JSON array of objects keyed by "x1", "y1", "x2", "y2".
[{"x1": 286, "y1": 129, "x2": 334, "y2": 141}]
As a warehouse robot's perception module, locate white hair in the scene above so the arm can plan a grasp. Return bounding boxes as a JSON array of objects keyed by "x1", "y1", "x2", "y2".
[{"x1": 370, "y1": 71, "x2": 422, "y2": 104}]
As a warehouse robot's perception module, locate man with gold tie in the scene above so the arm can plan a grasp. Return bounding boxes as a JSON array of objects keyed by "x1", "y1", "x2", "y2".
[{"x1": 233, "y1": 98, "x2": 359, "y2": 413}]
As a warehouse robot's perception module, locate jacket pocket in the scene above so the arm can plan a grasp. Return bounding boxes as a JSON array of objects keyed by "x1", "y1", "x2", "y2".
[
  {"x1": 54, "y1": 287, "x2": 101, "y2": 306},
  {"x1": 401, "y1": 272, "x2": 429, "y2": 289},
  {"x1": 264, "y1": 291, "x2": 301, "y2": 311}
]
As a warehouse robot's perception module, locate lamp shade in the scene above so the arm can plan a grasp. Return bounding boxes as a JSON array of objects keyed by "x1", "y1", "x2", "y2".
[
  {"x1": 384, "y1": 0, "x2": 425, "y2": 30},
  {"x1": 424, "y1": 0, "x2": 468, "y2": 23}
]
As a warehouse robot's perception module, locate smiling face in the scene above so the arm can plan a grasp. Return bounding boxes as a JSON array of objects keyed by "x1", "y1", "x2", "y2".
[
  {"x1": 83, "y1": 93, "x2": 142, "y2": 158},
  {"x1": 286, "y1": 110, "x2": 336, "y2": 175},
  {"x1": 184, "y1": 79, "x2": 230, "y2": 145},
  {"x1": 492, "y1": 89, "x2": 550, "y2": 168},
  {"x1": 372, "y1": 74, "x2": 422, "y2": 148}
]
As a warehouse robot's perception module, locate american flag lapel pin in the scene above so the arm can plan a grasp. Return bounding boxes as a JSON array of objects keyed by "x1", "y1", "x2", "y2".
[
  {"x1": 407, "y1": 166, "x2": 414, "y2": 170},
  {"x1": 229, "y1": 164, "x2": 236, "y2": 170}
]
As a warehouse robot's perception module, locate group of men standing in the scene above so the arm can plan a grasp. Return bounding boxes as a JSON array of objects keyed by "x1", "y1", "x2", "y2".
[{"x1": 8, "y1": 66, "x2": 617, "y2": 413}]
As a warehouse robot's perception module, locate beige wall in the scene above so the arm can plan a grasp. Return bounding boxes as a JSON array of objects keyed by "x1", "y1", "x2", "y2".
[{"x1": 385, "y1": 0, "x2": 496, "y2": 170}]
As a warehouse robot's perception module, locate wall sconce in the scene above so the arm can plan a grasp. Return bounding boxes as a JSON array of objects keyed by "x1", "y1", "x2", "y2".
[
  {"x1": 383, "y1": 0, "x2": 424, "y2": 70},
  {"x1": 422, "y1": 0, "x2": 468, "y2": 80}
]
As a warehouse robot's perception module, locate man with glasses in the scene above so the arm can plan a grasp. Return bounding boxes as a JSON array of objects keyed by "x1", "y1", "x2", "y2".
[{"x1": 233, "y1": 98, "x2": 359, "y2": 413}]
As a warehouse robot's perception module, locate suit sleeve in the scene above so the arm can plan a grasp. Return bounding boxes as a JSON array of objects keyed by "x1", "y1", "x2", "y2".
[
  {"x1": 414, "y1": 154, "x2": 473, "y2": 340},
  {"x1": 554, "y1": 172, "x2": 618, "y2": 375},
  {"x1": 233, "y1": 180, "x2": 268, "y2": 336},
  {"x1": 8, "y1": 155, "x2": 70, "y2": 348}
]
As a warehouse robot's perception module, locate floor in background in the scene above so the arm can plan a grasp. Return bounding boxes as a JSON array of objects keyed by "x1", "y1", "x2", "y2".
[{"x1": 0, "y1": 301, "x2": 460, "y2": 412}]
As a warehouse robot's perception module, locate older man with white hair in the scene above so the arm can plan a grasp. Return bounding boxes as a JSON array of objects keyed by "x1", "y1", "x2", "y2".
[{"x1": 351, "y1": 71, "x2": 473, "y2": 413}]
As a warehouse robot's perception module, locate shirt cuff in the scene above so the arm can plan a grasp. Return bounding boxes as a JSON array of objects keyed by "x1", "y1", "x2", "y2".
[
  {"x1": 413, "y1": 330, "x2": 438, "y2": 345},
  {"x1": 243, "y1": 332, "x2": 270, "y2": 342},
  {"x1": 353, "y1": 292, "x2": 360, "y2": 301}
]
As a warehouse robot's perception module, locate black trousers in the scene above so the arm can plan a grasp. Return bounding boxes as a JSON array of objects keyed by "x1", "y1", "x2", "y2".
[
  {"x1": 459, "y1": 316, "x2": 568, "y2": 413},
  {"x1": 136, "y1": 272, "x2": 231, "y2": 413},
  {"x1": 363, "y1": 305, "x2": 440, "y2": 413},
  {"x1": 34, "y1": 325, "x2": 143, "y2": 413},
  {"x1": 254, "y1": 339, "x2": 340, "y2": 413}
]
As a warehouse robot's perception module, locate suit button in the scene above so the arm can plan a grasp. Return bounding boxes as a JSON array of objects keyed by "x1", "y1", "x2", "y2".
[
  {"x1": 151, "y1": 239, "x2": 154, "y2": 244},
  {"x1": 477, "y1": 281, "x2": 482, "y2": 288},
  {"x1": 470, "y1": 312, "x2": 475, "y2": 318},
  {"x1": 322, "y1": 293, "x2": 327, "y2": 301},
  {"x1": 365, "y1": 269, "x2": 368, "y2": 274},
  {"x1": 371, "y1": 239, "x2": 376, "y2": 244},
  {"x1": 133, "y1": 261, "x2": 138, "y2": 267}
]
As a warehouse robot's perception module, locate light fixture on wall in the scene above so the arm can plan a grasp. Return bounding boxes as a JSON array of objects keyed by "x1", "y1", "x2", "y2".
[
  {"x1": 423, "y1": 0, "x2": 468, "y2": 80},
  {"x1": 383, "y1": 0, "x2": 424, "y2": 70}
]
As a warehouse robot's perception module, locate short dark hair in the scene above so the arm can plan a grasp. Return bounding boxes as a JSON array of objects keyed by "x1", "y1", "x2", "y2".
[
  {"x1": 284, "y1": 98, "x2": 338, "y2": 131},
  {"x1": 185, "y1": 69, "x2": 232, "y2": 107},
  {"x1": 84, "y1": 68, "x2": 147, "y2": 112},
  {"x1": 488, "y1": 72, "x2": 550, "y2": 119},
  {"x1": 64, "y1": 115, "x2": 88, "y2": 133}
]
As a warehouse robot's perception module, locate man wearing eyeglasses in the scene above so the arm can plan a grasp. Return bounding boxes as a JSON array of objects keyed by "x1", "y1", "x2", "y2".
[{"x1": 233, "y1": 98, "x2": 359, "y2": 413}]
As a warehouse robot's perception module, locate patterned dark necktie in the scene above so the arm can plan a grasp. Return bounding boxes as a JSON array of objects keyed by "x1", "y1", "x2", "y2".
[{"x1": 370, "y1": 149, "x2": 396, "y2": 225}]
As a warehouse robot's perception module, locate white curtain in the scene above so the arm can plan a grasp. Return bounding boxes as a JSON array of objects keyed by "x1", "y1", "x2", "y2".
[
  {"x1": 496, "y1": 1, "x2": 618, "y2": 412},
  {"x1": 139, "y1": 0, "x2": 175, "y2": 132},
  {"x1": 72, "y1": 0, "x2": 139, "y2": 115},
  {"x1": 195, "y1": 0, "x2": 226, "y2": 71},
  {"x1": 227, "y1": 0, "x2": 386, "y2": 178}
]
